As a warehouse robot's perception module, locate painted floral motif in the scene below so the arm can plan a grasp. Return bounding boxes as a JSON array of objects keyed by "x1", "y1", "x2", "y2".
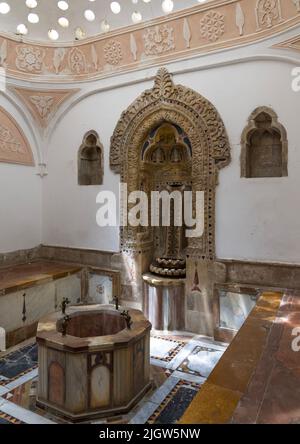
[
  {"x1": 200, "y1": 11, "x2": 225, "y2": 42},
  {"x1": 104, "y1": 40, "x2": 123, "y2": 65},
  {"x1": 29, "y1": 95, "x2": 54, "y2": 119},
  {"x1": 15, "y1": 46, "x2": 45, "y2": 73},
  {"x1": 0, "y1": 124, "x2": 23, "y2": 153},
  {"x1": 68, "y1": 47, "x2": 86, "y2": 74},
  {"x1": 143, "y1": 25, "x2": 175, "y2": 56},
  {"x1": 255, "y1": 0, "x2": 282, "y2": 29}
]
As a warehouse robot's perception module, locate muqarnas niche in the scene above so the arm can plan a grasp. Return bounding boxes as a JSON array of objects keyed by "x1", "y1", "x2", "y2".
[
  {"x1": 142, "y1": 123, "x2": 192, "y2": 278},
  {"x1": 241, "y1": 107, "x2": 288, "y2": 178},
  {"x1": 78, "y1": 130, "x2": 104, "y2": 185}
]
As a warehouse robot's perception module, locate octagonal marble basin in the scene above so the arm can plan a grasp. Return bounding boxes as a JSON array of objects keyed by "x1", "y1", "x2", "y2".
[{"x1": 36, "y1": 304, "x2": 152, "y2": 422}]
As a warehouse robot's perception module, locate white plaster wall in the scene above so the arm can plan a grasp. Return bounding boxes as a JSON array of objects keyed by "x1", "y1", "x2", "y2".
[
  {"x1": 0, "y1": 96, "x2": 41, "y2": 253},
  {"x1": 43, "y1": 80, "x2": 152, "y2": 252},
  {"x1": 43, "y1": 55, "x2": 300, "y2": 262},
  {"x1": 174, "y1": 61, "x2": 300, "y2": 263}
]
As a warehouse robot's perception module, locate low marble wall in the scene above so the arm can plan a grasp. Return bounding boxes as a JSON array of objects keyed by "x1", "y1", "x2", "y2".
[
  {"x1": 221, "y1": 259, "x2": 300, "y2": 290},
  {"x1": 0, "y1": 246, "x2": 40, "y2": 268},
  {"x1": 39, "y1": 245, "x2": 119, "y2": 270},
  {"x1": 0, "y1": 273, "x2": 81, "y2": 348}
]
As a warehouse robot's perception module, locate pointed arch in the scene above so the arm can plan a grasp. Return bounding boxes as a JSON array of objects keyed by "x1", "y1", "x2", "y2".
[{"x1": 110, "y1": 68, "x2": 230, "y2": 260}]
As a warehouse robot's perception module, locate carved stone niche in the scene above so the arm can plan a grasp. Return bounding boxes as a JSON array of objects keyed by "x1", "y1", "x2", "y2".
[
  {"x1": 78, "y1": 130, "x2": 104, "y2": 186},
  {"x1": 110, "y1": 68, "x2": 231, "y2": 337},
  {"x1": 241, "y1": 107, "x2": 288, "y2": 178}
]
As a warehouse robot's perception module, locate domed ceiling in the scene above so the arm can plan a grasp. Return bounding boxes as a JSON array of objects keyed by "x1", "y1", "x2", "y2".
[{"x1": 0, "y1": 0, "x2": 207, "y2": 43}]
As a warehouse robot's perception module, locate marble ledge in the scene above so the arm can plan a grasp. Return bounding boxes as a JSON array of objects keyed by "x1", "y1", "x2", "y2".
[
  {"x1": 37, "y1": 304, "x2": 152, "y2": 353},
  {"x1": 179, "y1": 292, "x2": 285, "y2": 424},
  {"x1": 0, "y1": 261, "x2": 82, "y2": 296}
]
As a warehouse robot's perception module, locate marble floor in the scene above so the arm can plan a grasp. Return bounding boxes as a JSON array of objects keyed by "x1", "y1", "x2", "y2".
[{"x1": 0, "y1": 333, "x2": 227, "y2": 424}]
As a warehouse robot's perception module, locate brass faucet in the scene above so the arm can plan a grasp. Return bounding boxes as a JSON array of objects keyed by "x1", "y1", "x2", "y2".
[
  {"x1": 121, "y1": 310, "x2": 133, "y2": 330},
  {"x1": 61, "y1": 297, "x2": 70, "y2": 315},
  {"x1": 61, "y1": 315, "x2": 71, "y2": 336}
]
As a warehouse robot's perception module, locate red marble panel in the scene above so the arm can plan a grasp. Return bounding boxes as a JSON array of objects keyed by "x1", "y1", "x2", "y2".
[{"x1": 48, "y1": 361, "x2": 65, "y2": 406}]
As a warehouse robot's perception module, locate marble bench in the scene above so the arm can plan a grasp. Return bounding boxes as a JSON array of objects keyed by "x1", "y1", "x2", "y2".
[{"x1": 0, "y1": 261, "x2": 83, "y2": 348}]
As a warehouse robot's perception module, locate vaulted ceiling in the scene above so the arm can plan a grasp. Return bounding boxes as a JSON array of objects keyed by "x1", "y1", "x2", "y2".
[{"x1": 0, "y1": 0, "x2": 207, "y2": 42}]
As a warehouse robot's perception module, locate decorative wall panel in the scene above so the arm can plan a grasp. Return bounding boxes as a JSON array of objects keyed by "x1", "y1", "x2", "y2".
[
  {"x1": 10, "y1": 87, "x2": 79, "y2": 128},
  {"x1": 0, "y1": 0, "x2": 298, "y2": 83},
  {"x1": 0, "y1": 106, "x2": 34, "y2": 166}
]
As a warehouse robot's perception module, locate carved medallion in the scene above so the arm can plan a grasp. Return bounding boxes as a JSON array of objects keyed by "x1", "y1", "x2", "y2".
[
  {"x1": 104, "y1": 40, "x2": 123, "y2": 66},
  {"x1": 200, "y1": 11, "x2": 225, "y2": 42},
  {"x1": 15, "y1": 45, "x2": 45, "y2": 73},
  {"x1": 143, "y1": 25, "x2": 175, "y2": 56},
  {"x1": 30, "y1": 95, "x2": 54, "y2": 119}
]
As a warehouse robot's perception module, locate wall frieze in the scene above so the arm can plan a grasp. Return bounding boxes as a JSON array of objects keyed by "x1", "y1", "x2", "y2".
[{"x1": 0, "y1": 0, "x2": 298, "y2": 83}]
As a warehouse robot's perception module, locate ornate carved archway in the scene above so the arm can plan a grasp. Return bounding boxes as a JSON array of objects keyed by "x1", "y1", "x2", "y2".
[{"x1": 110, "y1": 68, "x2": 230, "y2": 261}]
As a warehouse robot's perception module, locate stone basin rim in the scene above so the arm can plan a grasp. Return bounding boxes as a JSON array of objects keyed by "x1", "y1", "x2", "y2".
[{"x1": 36, "y1": 304, "x2": 152, "y2": 351}]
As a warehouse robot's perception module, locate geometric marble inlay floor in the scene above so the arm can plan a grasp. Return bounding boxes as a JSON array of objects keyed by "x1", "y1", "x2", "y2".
[{"x1": 0, "y1": 333, "x2": 227, "y2": 425}]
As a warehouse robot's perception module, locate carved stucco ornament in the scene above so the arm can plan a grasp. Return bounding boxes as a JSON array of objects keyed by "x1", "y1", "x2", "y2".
[
  {"x1": 200, "y1": 11, "x2": 225, "y2": 42},
  {"x1": 10, "y1": 87, "x2": 80, "y2": 128},
  {"x1": 143, "y1": 25, "x2": 175, "y2": 56},
  {"x1": 0, "y1": 106, "x2": 34, "y2": 166},
  {"x1": 110, "y1": 68, "x2": 230, "y2": 260},
  {"x1": 68, "y1": 47, "x2": 86, "y2": 74},
  {"x1": 236, "y1": 3, "x2": 245, "y2": 36},
  {"x1": 16, "y1": 45, "x2": 45, "y2": 73},
  {"x1": 255, "y1": 0, "x2": 282, "y2": 30},
  {"x1": 104, "y1": 40, "x2": 123, "y2": 66}
]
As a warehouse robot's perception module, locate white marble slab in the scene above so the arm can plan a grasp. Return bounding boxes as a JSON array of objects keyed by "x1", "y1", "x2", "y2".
[
  {"x1": 183, "y1": 349, "x2": 224, "y2": 378},
  {"x1": 192, "y1": 335, "x2": 228, "y2": 351},
  {"x1": 129, "y1": 401, "x2": 158, "y2": 425},
  {"x1": 0, "y1": 399, "x2": 56, "y2": 424},
  {"x1": 0, "y1": 386, "x2": 9, "y2": 396},
  {"x1": 5, "y1": 368, "x2": 38, "y2": 391},
  {"x1": 172, "y1": 370, "x2": 206, "y2": 385},
  {"x1": 167, "y1": 339, "x2": 199, "y2": 371},
  {"x1": 150, "y1": 337, "x2": 179, "y2": 359},
  {"x1": 149, "y1": 376, "x2": 179, "y2": 406},
  {"x1": 150, "y1": 358, "x2": 169, "y2": 368}
]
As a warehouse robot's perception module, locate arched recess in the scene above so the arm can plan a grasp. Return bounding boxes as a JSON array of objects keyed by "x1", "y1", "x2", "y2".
[
  {"x1": 78, "y1": 130, "x2": 104, "y2": 186},
  {"x1": 110, "y1": 68, "x2": 230, "y2": 261},
  {"x1": 0, "y1": 105, "x2": 35, "y2": 166},
  {"x1": 241, "y1": 106, "x2": 288, "y2": 178}
]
